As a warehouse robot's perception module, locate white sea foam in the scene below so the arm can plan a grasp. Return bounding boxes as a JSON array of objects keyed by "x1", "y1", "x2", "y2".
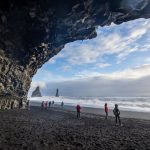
[{"x1": 29, "y1": 96, "x2": 150, "y2": 112}]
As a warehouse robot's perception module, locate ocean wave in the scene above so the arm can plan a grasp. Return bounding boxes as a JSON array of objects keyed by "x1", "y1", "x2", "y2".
[{"x1": 29, "y1": 96, "x2": 150, "y2": 112}]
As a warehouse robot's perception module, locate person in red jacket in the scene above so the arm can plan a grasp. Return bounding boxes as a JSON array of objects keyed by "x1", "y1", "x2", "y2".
[
  {"x1": 104, "y1": 103, "x2": 108, "y2": 120},
  {"x1": 45, "y1": 101, "x2": 48, "y2": 110},
  {"x1": 76, "y1": 104, "x2": 81, "y2": 118}
]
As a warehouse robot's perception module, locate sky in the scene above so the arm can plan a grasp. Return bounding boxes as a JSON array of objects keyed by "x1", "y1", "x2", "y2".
[{"x1": 29, "y1": 18, "x2": 150, "y2": 97}]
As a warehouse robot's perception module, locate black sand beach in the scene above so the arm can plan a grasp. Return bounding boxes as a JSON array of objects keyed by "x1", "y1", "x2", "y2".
[{"x1": 0, "y1": 106, "x2": 150, "y2": 150}]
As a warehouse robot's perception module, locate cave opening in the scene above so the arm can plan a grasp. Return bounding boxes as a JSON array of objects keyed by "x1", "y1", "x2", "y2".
[
  {"x1": 29, "y1": 18, "x2": 150, "y2": 111},
  {"x1": 0, "y1": 0, "x2": 150, "y2": 110}
]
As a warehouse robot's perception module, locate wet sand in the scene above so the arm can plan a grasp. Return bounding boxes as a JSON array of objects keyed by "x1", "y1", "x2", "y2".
[{"x1": 0, "y1": 106, "x2": 150, "y2": 150}]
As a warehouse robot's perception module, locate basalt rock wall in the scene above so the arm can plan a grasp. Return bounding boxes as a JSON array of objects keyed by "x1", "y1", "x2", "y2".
[{"x1": 0, "y1": 0, "x2": 150, "y2": 108}]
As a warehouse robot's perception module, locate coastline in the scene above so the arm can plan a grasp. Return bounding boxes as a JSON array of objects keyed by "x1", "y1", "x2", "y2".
[{"x1": 30, "y1": 101, "x2": 150, "y2": 120}]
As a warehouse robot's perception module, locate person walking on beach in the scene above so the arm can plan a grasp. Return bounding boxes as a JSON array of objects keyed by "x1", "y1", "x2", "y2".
[
  {"x1": 49, "y1": 101, "x2": 51, "y2": 108},
  {"x1": 45, "y1": 101, "x2": 48, "y2": 109},
  {"x1": 61, "y1": 101, "x2": 64, "y2": 109},
  {"x1": 104, "y1": 103, "x2": 108, "y2": 120},
  {"x1": 113, "y1": 104, "x2": 122, "y2": 126},
  {"x1": 52, "y1": 101, "x2": 54, "y2": 107},
  {"x1": 26, "y1": 100, "x2": 30, "y2": 110},
  {"x1": 76, "y1": 104, "x2": 81, "y2": 118},
  {"x1": 41, "y1": 101, "x2": 44, "y2": 109}
]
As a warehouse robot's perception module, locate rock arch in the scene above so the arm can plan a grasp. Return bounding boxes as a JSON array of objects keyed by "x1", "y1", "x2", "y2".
[{"x1": 0, "y1": 0, "x2": 150, "y2": 107}]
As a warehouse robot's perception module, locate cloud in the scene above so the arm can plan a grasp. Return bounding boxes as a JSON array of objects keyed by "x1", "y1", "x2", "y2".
[
  {"x1": 61, "y1": 65, "x2": 72, "y2": 71},
  {"x1": 32, "y1": 63, "x2": 150, "y2": 85},
  {"x1": 74, "y1": 64, "x2": 150, "y2": 80},
  {"x1": 48, "y1": 52, "x2": 65, "y2": 64},
  {"x1": 31, "y1": 81, "x2": 47, "y2": 89},
  {"x1": 145, "y1": 57, "x2": 150, "y2": 63},
  {"x1": 29, "y1": 64, "x2": 150, "y2": 97},
  {"x1": 105, "y1": 64, "x2": 150, "y2": 79},
  {"x1": 63, "y1": 43, "x2": 101, "y2": 65},
  {"x1": 37, "y1": 73, "x2": 150, "y2": 97},
  {"x1": 96, "y1": 63, "x2": 112, "y2": 68},
  {"x1": 33, "y1": 69, "x2": 69, "y2": 83},
  {"x1": 51, "y1": 18, "x2": 150, "y2": 65}
]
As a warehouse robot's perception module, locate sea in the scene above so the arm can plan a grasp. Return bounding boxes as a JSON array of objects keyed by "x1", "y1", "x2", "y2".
[{"x1": 29, "y1": 96, "x2": 150, "y2": 113}]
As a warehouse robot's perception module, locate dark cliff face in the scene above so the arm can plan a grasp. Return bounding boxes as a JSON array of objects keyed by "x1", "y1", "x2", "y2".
[{"x1": 0, "y1": 0, "x2": 150, "y2": 105}]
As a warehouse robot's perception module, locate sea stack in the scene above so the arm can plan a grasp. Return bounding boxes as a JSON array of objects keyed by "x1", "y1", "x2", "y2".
[
  {"x1": 31, "y1": 86, "x2": 42, "y2": 97},
  {"x1": 56, "y1": 88, "x2": 59, "y2": 97}
]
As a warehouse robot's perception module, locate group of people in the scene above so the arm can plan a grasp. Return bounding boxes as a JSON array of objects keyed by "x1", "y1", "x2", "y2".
[
  {"x1": 105, "y1": 103, "x2": 122, "y2": 126},
  {"x1": 41, "y1": 101, "x2": 55, "y2": 109},
  {"x1": 76, "y1": 103, "x2": 122, "y2": 126},
  {"x1": 39, "y1": 100, "x2": 122, "y2": 126},
  {"x1": 41, "y1": 101, "x2": 64, "y2": 109}
]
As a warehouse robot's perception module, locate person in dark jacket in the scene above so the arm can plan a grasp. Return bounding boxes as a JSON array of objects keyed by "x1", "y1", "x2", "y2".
[
  {"x1": 52, "y1": 101, "x2": 54, "y2": 107},
  {"x1": 26, "y1": 100, "x2": 30, "y2": 110},
  {"x1": 61, "y1": 101, "x2": 64, "y2": 109},
  {"x1": 113, "y1": 104, "x2": 122, "y2": 126},
  {"x1": 49, "y1": 101, "x2": 51, "y2": 108},
  {"x1": 41, "y1": 101, "x2": 44, "y2": 109}
]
